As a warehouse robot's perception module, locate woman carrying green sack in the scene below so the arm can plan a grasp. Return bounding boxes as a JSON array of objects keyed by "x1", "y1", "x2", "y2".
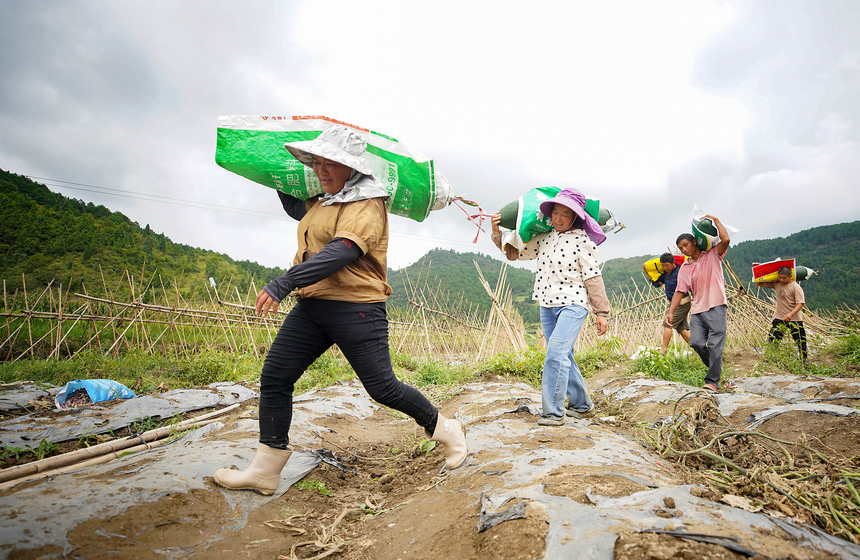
[
  {"x1": 213, "y1": 125, "x2": 467, "y2": 495},
  {"x1": 491, "y1": 188, "x2": 611, "y2": 426}
]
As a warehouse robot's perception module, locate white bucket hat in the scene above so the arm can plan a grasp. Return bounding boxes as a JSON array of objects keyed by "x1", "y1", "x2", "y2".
[{"x1": 284, "y1": 125, "x2": 374, "y2": 176}]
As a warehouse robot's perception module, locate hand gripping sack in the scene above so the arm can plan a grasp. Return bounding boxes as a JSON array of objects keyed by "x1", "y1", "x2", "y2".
[
  {"x1": 215, "y1": 116, "x2": 453, "y2": 222},
  {"x1": 691, "y1": 204, "x2": 740, "y2": 251}
]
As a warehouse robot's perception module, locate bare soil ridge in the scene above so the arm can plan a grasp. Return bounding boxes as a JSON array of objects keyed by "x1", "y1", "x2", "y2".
[{"x1": 1, "y1": 356, "x2": 859, "y2": 559}]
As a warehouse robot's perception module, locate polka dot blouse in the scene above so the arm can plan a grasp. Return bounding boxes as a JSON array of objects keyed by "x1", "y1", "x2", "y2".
[{"x1": 518, "y1": 229, "x2": 602, "y2": 308}]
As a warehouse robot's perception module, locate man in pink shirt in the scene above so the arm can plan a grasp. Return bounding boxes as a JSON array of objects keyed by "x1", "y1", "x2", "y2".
[{"x1": 666, "y1": 215, "x2": 732, "y2": 392}]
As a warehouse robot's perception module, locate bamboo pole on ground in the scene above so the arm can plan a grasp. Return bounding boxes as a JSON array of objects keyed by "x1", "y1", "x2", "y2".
[
  {"x1": 0, "y1": 403, "x2": 240, "y2": 486},
  {"x1": 0, "y1": 437, "x2": 176, "y2": 491}
]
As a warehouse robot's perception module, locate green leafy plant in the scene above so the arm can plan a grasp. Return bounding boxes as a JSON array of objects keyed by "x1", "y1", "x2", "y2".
[
  {"x1": 295, "y1": 479, "x2": 332, "y2": 497},
  {"x1": 0, "y1": 445, "x2": 26, "y2": 460},
  {"x1": 416, "y1": 439, "x2": 436, "y2": 456},
  {"x1": 26, "y1": 439, "x2": 59, "y2": 461},
  {"x1": 77, "y1": 431, "x2": 99, "y2": 448},
  {"x1": 132, "y1": 415, "x2": 161, "y2": 434}
]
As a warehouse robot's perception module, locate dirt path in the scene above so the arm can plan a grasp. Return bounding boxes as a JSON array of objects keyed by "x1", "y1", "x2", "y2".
[{"x1": 3, "y1": 353, "x2": 860, "y2": 559}]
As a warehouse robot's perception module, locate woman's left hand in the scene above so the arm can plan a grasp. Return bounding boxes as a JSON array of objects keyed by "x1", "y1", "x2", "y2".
[
  {"x1": 490, "y1": 213, "x2": 502, "y2": 236},
  {"x1": 596, "y1": 316, "x2": 608, "y2": 336},
  {"x1": 255, "y1": 289, "x2": 280, "y2": 318}
]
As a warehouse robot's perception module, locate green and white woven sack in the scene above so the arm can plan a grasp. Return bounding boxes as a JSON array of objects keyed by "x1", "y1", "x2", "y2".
[
  {"x1": 496, "y1": 186, "x2": 607, "y2": 249},
  {"x1": 216, "y1": 116, "x2": 452, "y2": 222},
  {"x1": 691, "y1": 204, "x2": 740, "y2": 251}
]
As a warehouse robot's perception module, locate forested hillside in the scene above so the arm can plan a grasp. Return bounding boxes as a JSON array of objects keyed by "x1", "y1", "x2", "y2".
[
  {"x1": 601, "y1": 221, "x2": 860, "y2": 311},
  {"x1": 728, "y1": 221, "x2": 860, "y2": 310},
  {"x1": 600, "y1": 254, "x2": 656, "y2": 296},
  {"x1": 0, "y1": 169, "x2": 286, "y2": 301},
  {"x1": 2, "y1": 169, "x2": 855, "y2": 315},
  {"x1": 388, "y1": 249, "x2": 539, "y2": 324}
]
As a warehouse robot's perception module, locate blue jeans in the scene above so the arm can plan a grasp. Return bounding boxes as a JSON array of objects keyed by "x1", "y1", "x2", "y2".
[{"x1": 540, "y1": 304, "x2": 593, "y2": 419}]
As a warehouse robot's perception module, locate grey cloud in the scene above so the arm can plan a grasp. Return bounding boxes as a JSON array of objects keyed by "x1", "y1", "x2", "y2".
[
  {"x1": 693, "y1": 1, "x2": 860, "y2": 143},
  {"x1": 0, "y1": 2, "x2": 164, "y2": 121}
]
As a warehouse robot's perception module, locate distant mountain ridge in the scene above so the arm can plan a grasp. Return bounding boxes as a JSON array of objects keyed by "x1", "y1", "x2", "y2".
[{"x1": 2, "y1": 169, "x2": 856, "y2": 314}]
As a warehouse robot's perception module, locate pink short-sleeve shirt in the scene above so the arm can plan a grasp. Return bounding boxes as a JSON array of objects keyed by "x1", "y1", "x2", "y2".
[{"x1": 675, "y1": 248, "x2": 727, "y2": 315}]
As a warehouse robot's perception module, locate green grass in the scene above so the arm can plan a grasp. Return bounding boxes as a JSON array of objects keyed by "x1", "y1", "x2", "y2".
[
  {"x1": 479, "y1": 347, "x2": 545, "y2": 387},
  {"x1": 391, "y1": 352, "x2": 475, "y2": 387},
  {"x1": 577, "y1": 336, "x2": 624, "y2": 376},
  {"x1": 478, "y1": 337, "x2": 623, "y2": 389},
  {"x1": 293, "y1": 351, "x2": 357, "y2": 395},
  {"x1": 630, "y1": 347, "x2": 707, "y2": 387},
  {"x1": 829, "y1": 331, "x2": 860, "y2": 373},
  {"x1": 0, "y1": 348, "x2": 265, "y2": 392}
]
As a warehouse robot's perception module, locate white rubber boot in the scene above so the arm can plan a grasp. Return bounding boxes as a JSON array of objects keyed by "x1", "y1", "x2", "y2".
[
  {"x1": 425, "y1": 413, "x2": 468, "y2": 469},
  {"x1": 213, "y1": 444, "x2": 291, "y2": 496}
]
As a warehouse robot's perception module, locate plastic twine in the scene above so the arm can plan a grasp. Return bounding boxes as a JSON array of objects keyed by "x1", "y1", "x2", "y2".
[{"x1": 452, "y1": 196, "x2": 492, "y2": 243}]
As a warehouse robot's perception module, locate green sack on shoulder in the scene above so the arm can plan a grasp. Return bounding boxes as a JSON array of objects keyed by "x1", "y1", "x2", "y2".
[
  {"x1": 497, "y1": 186, "x2": 610, "y2": 247},
  {"x1": 691, "y1": 205, "x2": 740, "y2": 252},
  {"x1": 215, "y1": 115, "x2": 452, "y2": 222}
]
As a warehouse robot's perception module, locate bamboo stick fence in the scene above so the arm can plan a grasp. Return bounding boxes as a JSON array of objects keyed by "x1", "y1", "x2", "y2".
[
  {"x1": 2, "y1": 258, "x2": 850, "y2": 363},
  {"x1": 1, "y1": 261, "x2": 527, "y2": 363},
  {"x1": 388, "y1": 258, "x2": 526, "y2": 361},
  {"x1": 1, "y1": 271, "x2": 287, "y2": 361}
]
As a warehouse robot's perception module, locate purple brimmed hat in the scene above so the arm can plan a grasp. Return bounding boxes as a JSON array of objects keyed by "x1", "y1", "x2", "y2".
[{"x1": 539, "y1": 188, "x2": 607, "y2": 246}]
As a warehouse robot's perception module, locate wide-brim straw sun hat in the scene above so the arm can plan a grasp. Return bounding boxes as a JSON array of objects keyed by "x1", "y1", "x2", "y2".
[
  {"x1": 539, "y1": 188, "x2": 607, "y2": 246},
  {"x1": 284, "y1": 125, "x2": 374, "y2": 176}
]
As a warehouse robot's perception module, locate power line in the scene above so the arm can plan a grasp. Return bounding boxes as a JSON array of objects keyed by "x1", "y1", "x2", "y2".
[
  {"x1": 30, "y1": 176, "x2": 289, "y2": 221},
  {"x1": 27, "y1": 175, "x2": 491, "y2": 249}
]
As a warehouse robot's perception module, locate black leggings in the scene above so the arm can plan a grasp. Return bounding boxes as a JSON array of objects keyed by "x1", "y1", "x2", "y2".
[
  {"x1": 768, "y1": 319, "x2": 808, "y2": 360},
  {"x1": 259, "y1": 298, "x2": 439, "y2": 449}
]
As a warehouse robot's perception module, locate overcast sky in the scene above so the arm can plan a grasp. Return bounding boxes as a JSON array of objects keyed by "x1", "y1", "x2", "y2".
[{"x1": 1, "y1": 1, "x2": 858, "y2": 275}]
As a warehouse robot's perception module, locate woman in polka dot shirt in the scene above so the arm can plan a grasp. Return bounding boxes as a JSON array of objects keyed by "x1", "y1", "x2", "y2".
[{"x1": 491, "y1": 188, "x2": 610, "y2": 426}]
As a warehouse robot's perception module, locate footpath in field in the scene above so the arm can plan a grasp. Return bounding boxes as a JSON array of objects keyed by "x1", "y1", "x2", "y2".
[{"x1": 1, "y1": 365, "x2": 860, "y2": 559}]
